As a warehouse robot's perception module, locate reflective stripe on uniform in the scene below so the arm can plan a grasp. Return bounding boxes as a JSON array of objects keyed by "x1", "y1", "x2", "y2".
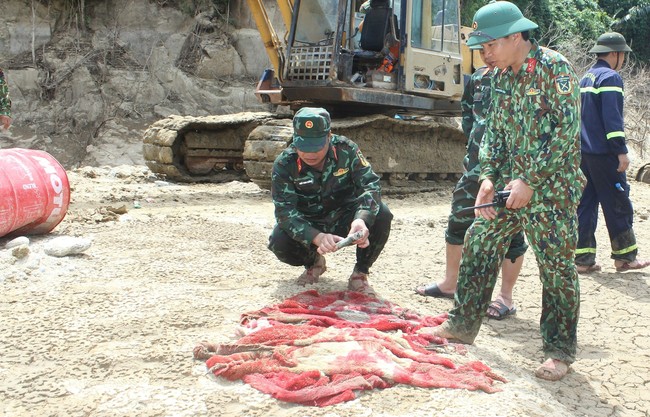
[
  {"x1": 580, "y1": 86, "x2": 624, "y2": 95},
  {"x1": 611, "y1": 244, "x2": 637, "y2": 255},
  {"x1": 606, "y1": 131, "x2": 625, "y2": 140},
  {"x1": 575, "y1": 247, "x2": 597, "y2": 255}
]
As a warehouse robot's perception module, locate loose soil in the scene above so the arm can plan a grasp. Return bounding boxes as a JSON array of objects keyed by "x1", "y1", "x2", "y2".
[{"x1": 1, "y1": 165, "x2": 649, "y2": 417}]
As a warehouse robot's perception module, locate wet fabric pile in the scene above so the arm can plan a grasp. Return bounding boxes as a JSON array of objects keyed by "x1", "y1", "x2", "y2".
[{"x1": 195, "y1": 290, "x2": 505, "y2": 406}]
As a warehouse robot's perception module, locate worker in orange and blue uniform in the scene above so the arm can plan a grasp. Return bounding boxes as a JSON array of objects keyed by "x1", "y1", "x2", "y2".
[{"x1": 576, "y1": 32, "x2": 650, "y2": 273}]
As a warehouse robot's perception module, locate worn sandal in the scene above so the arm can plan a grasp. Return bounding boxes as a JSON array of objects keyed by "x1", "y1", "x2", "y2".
[
  {"x1": 535, "y1": 358, "x2": 569, "y2": 381},
  {"x1": 348, "y1": 272, "x2": 377, "y2": 297},
  {"x1": 576, "y1": 264, "x2": 601, "y2": 274},
  {"x1": 615, "y1": 259, "x2": 650, "y2": 272},
  {"x1": 414, "y1": 283, "x2": 454, "y2": 299},
  {"x1": 486, "y1": 300, "x2": 516, "y2": 320},
  {"x1": 297, "y1": 254, "x2": 327, "y2": 285}
]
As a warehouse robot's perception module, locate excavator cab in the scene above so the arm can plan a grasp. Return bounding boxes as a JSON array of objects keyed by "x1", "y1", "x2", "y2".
[{"x1": 269, "y1": 0, "x2": 467, "y2": 115}]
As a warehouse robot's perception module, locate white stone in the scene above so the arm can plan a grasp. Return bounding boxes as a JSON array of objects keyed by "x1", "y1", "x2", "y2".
[
  {"x1": 44, "y1": 237, "x2": 92, "y2": 257},
  {"x1": 5, "y1": 236, "x2": 30, "y2": 249}
]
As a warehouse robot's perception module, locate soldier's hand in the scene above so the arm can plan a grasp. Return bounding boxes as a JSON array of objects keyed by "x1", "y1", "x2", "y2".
[
  {"x1": 505, "y1": 179, "x2": 533, "y2": 209},
  {"x1": 476, "y1": 179, "x2": 497, "y2": 220},
  {"x1": 349, "y1": 219, "x2": 370, "y2": 248},
  {"x1": 314, "y1": 232, "x2": 343, "y2": 254},
  {"x1": 617, "y1": 153, "x2": 630, "y2": 173}
]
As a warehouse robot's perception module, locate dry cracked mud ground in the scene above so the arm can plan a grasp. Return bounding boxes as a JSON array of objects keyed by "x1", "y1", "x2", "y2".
[{"x1": 1, "y1": 165, "x2": 649, "y2": 417}]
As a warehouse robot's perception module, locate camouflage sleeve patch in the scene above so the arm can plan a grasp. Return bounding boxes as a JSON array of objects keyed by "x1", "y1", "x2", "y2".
[{"x1": 555, "y1": 74, "x2": 574, "y2": 95}]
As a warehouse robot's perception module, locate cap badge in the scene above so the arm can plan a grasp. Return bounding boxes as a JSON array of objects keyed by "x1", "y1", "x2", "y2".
[{"x1": 305, "y1": 120, "x2": 313, "y2": 129}]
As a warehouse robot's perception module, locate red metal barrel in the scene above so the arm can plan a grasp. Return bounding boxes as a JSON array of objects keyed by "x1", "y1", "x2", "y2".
[{"x1": 0, "y1": 148, "x2": 70, "y2": 238}]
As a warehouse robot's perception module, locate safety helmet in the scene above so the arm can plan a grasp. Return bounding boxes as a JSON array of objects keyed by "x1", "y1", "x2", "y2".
[
  {"x1": 467, "y1": 1, "x2": 538, "y2": 47},
  {"x1": 588, "y1": 32, "x2": 632, "y2": 53}
]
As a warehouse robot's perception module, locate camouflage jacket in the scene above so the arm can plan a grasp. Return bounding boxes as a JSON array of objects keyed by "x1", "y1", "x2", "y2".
[
  {"x1": 479, "y1": 40, "x2": 586, "y2": 212},
  {"x1": 0, "y1": 69, "x2": 11, "y2": 117},
  {"x1": 271, "y1": 134, "x2": 382, "y2": 246},
  {"x1": 460, "y1": 66, "x2": 491, "y2": 181}
]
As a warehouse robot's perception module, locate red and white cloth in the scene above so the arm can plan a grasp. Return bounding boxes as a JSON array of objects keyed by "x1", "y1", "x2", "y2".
[{"x1": 195, "y1": 290, "x2": 505, "y2": 406}]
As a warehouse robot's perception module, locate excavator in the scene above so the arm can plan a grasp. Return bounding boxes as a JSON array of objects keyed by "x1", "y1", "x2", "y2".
[{"x1": 143, "y1": 0, "x2": 483, "y2": 190}]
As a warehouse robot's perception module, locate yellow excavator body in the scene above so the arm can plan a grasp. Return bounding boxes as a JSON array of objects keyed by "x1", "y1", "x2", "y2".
[{"x1": 144, "y1": 0, "x2": 485, "y2": 191}]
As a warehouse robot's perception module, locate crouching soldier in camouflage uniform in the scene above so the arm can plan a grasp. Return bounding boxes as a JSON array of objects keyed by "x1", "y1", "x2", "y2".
[
  {"x1": 0, "y1": 68, "x2": 12, "y2": 130},
  {"x1": 268, "y1": 107, "x2": 393, "y2": 297},
  {"x1": 427, "y1": 1, "x2": 585, "y2": 381}
]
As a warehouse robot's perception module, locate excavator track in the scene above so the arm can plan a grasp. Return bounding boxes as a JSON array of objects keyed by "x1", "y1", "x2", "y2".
[
  {"x1": 144, "y1": 112, "x2": 467, "y2": 193},
  {"x1": 244, "y1": 114, "x2": 467, "y2": 193},
  {"x1": 637, "y1": 163, "x2": 650, "y2": 185},
  {"x1": 143, "y1": 112, "x2": 285, "y2": 183}
]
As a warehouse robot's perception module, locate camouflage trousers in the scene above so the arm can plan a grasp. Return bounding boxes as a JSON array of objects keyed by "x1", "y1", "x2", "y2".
[
  {"x1": 446, "y1": 208, "x2": 580, "y2": 363},
  {"x1": 268, "y1": 202, "x2": 393, "y2": 274},
  {"x1": 446, "y1": 176, "x2": 527, "y2": 260}
]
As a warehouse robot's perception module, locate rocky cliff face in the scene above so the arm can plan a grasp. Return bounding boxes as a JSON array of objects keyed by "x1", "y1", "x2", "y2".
[{"x1": 0, "y1": 0, "x2": 282, "y2": 168}]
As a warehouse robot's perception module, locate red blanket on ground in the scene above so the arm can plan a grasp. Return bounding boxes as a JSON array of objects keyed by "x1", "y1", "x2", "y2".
[{"x1": 194, "y1": 290, "x2": 505, "y2": 406}]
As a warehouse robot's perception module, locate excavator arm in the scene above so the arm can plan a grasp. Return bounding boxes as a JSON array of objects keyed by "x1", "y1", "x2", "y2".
[{"x1": 246, "y1": 0, "x2": 293, "y2": 82}]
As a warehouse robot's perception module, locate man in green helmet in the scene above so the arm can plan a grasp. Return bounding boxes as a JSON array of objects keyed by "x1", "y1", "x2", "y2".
[
  {"x1": 576, "y1": 32, "x2": 650, "y2": 273},
  {"x1": 424, "y1": 1, "x2": 585, "y2": 381}
]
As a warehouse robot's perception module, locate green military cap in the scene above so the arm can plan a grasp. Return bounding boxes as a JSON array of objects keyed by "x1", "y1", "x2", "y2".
[
  {"x1": 467, "y1": 1, "x2": 538, "y2": 48},
  {"x1": 292, "y1": 107, "x2": 331, "y2": 152},
  {"x1": 589, "y1": 32, "x2": 632, "y2": 53}
]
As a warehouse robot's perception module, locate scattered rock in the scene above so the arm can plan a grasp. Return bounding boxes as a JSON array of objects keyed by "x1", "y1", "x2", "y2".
[
  {"x1": 44, "y1": 236, "x2": 92, "y2": 257},
  {"x1": 107, "y1": 205, "x2": 128, "y2": 215},
  {"x1": 5, "y1": 236, "x2": 30, "y2": 249},
  {"x1": 11, "y1": 244, "x2": 30, "y2": 259}
]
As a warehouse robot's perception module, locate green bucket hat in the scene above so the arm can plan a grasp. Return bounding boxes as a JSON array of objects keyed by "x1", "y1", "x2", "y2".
[
  {"x1": 292, "y1": 107, "x2": 331, "y2": 152},
  {"x1": 589, "y1": 32, "x2": 632, "y2": 53},
  {"x1": 467, "y1": 1, "x2": 538, "y2": 47}
]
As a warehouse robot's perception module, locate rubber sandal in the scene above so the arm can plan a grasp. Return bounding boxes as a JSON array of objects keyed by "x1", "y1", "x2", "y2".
[
  {"x1": 414, "y1": 283, "x2": 454, "y2": 299},
  {"x1": 348, "y1": 272, "x2": 377, "y2": 297},
  {"x1": 297, "y1": 254, "x2": 327, "y2": 285},
  {"x1": 486, "y1": 300, "x2": 516, "y2": 320},
  {"x1": 615, "y1": 259, "x2": 650, "y2": 272},
  {"x1": 535, "y1": 359, "x2": 569, "y2": 381},
  {"x1": 576, "y1": 264, "x2": 601, "y2": 274}
]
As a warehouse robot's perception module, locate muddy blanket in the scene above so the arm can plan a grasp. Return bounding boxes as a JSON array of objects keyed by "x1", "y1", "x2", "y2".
[{"x1": 194, "y1": 290, "x2": 505, "y2": 406}]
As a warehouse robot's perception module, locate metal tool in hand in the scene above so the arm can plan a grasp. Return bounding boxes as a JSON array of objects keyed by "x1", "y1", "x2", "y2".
[
  {"x1": 457, "y1": 190, "x2": 511, "y2": 213},
  {"x1": 335, "y1": 230, "x2": 365, "y2": 249}
]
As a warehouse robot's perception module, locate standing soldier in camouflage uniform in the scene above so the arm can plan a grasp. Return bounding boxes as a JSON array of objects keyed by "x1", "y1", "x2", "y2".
[
  {"x1": 576, "y1": 32, "x2": 649, "y2": 273},
  {"x1": 0, "y1": 68, "x2": 12, "y2": 131},
  {"x1": 426, "y1": 1, "x2": 585, "y2": 381},
  {"x1": 415, "y1": 46, "x2": 527, "y2": 321},
  {"x1": 268, "y1": 107, "x2": 393, "y2": 297}
]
